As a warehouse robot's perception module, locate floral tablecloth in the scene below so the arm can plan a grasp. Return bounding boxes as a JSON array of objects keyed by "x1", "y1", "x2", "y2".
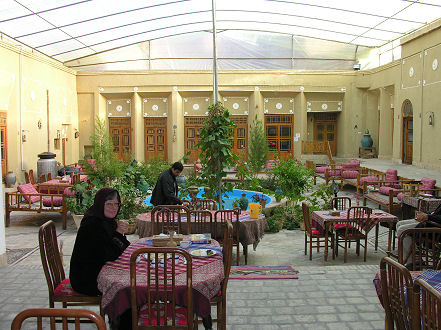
[{"x1": 97, "y1": 239, "x2": 224, "y2": 322}]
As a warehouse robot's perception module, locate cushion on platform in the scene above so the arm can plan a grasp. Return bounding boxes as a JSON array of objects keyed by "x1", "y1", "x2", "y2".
[
  {"x1": 420, "y1": 177, "x2": 436, "y2": 194},
  {"x1": 360, "y1": 176, "x2": 379, "y2": 185},
  {"x1": 43, "y1": 196, "x2": 63, "y2": 207},
  {"x1": 342, "y1": 160, "x2": 360, "y2": 169},
  {"x1": 397, "y1": 192, "x2": 403, "y2": 201},
  {"x1": 342, "y1": 170, "x2": 358, "y2": 179},
  {"x1": 328, "y1": 169, "x2": 341, "y2": 176},
  {"x1": 17, "y1": 183, "x2": 40, "y2": 203},
  {"x1": 63, "y1": 187, "x2": 76, "y2": 197},
  {"x1": 53, "y1": 278, "x2": 84, "y2": 296},
  {"x1": 138, "y1": 303, "x2": 188, "y2": 326},
  {"x1": 315, "y1": 166, "x2": 329, "y2": 174},
  {"x1": 379, "y1": 186, "x2": 399, "y2": 197}
]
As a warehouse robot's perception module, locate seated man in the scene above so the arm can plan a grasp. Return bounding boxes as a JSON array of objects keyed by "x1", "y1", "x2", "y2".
[{"x1": 396, "y1": 203, "x2": 441, "y2": 266}]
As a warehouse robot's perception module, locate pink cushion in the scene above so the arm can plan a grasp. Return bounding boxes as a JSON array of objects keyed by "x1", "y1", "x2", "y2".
[
  {"x1": 420, "y1": 177, "x2": 436, "y2": 194},
  {"x1": 139, "y1": 303, "x2": 188, "y2": 326},
  {"x1": 360, "y1": 176, "x2": 379, "y2": 185},
  {"x1": 384, "y1": 169, "x2": 398, "y2": 187},
  {"x1": 43, "y1": 196, "x2": 63, "y2": 207},
  {"x1": 63, "y1": 187, "x2": 76, "y2": 197},
  {"x1": 379, "y1": 186, "x2": 399, "y2": 197},
  {"x1": 311, "y1": 228, "x2": 321, "y2": 236},
  {"x1": 17, "y1": 183, "x2": 40, "y2": 203},
  {"x1": 328, "y1": 169, "x2": 341, "y2": 176},
  {"x1": 334, "y1": 223, "x2": 353, "y2": 230},
  {"x1": 342, "y1": 161, "x2": 360, "y2": 169},
  {"x1": 315, "y1": 166, "x2": 328, "y2": 174},
  {"x1": 397, "y1": 192, "x2": 403, "y2": 201},
  {"x1": 342, "y1": 170, "x2": 358, "y2": 179},
  {"x1": 53, "y1": 279, "x2": 84, "y2": 296}
]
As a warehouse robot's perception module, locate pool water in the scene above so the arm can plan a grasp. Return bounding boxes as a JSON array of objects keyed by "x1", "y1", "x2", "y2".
[{"x1": 144, "y1": 189, "x2": 273, "y2": 210}]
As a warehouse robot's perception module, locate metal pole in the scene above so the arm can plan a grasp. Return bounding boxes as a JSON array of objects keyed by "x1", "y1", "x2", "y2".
[{"x1": 211, "y1": 0, "x2": 218, "y2": 104}]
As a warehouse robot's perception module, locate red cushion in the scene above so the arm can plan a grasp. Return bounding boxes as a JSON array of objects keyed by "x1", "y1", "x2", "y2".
[
  {"x1": 420, "y1": 177, "x2": 436, "y2": 194},
  {"x1": 342, "y1": 170, "x2": 358, "y2": 179},
  {"x1": 384, "y1": 169, "x2": 398, "y2": 187},
  {"x1": 139, "y1": 303, "x2": 188, "y2": 326},
  {"x1": 53, "y1": 279, "x2": 84, "y2": 296},
  {"x1": 311, "y1": 228, "x2": 321, "y2": 235},
  {"x1": 63, "y1": 187, "x2": 76, "y2": 197},
  {"x1": 315, "y1": 166, "x2": 328, "y2": 174},
  {"x1": 360, "y1": 176, "x2": 379, "y2": 185},
  {"x1": 397, "y1": 192, "x2": 403, "y2": 201},
  {"x1": 334, "y1": 223, "x2": 353, "y2": 230},
  {"x1": 43, "y1": 196, "x2": 63, "y2": 207},
  {"x1": 379, "y1": 186, "x2": 399, "y2": 197},
  {"x1": 17, "y1": 183, "x2": 40, "y2": 203},
  {"x1": 328, "y1": 169, "x2": 340, "y2": 176},
  {"x1": 342, "y1": 161, "x2": 360, "y2": 169}
]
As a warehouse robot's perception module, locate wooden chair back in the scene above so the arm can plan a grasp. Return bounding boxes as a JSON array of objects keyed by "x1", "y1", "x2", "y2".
[
  {"x1": 221, "y1": 221, "x2": 234, "y2": 292},
  {"x1": 192, "y1": 198, "x2": 218, "y2": 211},
  {"x1": 11, "y1": 308, "x2": 106, "y2": 330},
  {"x1": 71, "y1": 173, "x2": 80, "y2": 184},
  {"x1": 190, "y1": 210, "x2": 213, "y2": 235},
  {"x1": 331, "y1": 197, "x2": 351, "y2": 210},
  {"x1": 151, "y1": 205, "x2": 191, "y2": 235},
  {"x1": 398, "y1": 227, "x2": 441, "y2": 271},
  {"x1": 130, "y1": 247, "x2": 193, "y2": 329},
  {"x1": 345, "y1": 206, "x2": 372, "y2": 235},
  {"x1": 29, "y1": 169, "x2": 36, "y2": 184},
  {"x1": 24, "y1": 171, "x2": 30, "y2": 184},
  {"x1": 413, "y1": 278, "x2": 441, "y2": 329},
  {"x1": 39, "y1": 220, "x2": 65, "y2": 306},
  {"x1": 214, "y1": 209, "x2": 241, "y2": 265},
  {"x1": 40, "y1": 174, "x2": 47, "y2": 183},
  {"x1": 301, "y1": 202, "x2": 313, "y2": 236},
  {"x1": 47, "y1": 173, "x2": 52, "y2": 181},
  {"x1": 380, "y1": 257, "x2": 414, "y2": 330},
  {"x1": 326, "y1": 140, "x2": 335, "y2": 166}
]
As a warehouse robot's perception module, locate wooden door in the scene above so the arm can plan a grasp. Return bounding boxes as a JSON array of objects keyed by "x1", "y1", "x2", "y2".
[
  {"x1": 185, "y1": 117, "x2": 205, "y2": 163},
  {"x1": 314, "y1": 120, "x2": 337, "y2": 156},
  {"x1": 144, "y1": 118, "x2": 167, "y2": 161},
  {"x1": 0, "y1": 111, "x2": 7, "y2": 178},
  {"x1": 109, "y1": 118, "x2": 131, "y2": 161},
  {"x1": 402, "y1": 116, "x2": 413, "y2": 164},
  {"x1": 265, "y1": 114, "x2": 293, "y2": 160},
  {"x1": 231, "y1": 116, "x2": 248, "y2": 158}
]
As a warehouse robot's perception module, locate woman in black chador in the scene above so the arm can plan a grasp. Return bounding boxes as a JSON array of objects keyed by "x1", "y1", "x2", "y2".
[{"x1": 70, "y1": 187, "x2": 130, "y2": 296}]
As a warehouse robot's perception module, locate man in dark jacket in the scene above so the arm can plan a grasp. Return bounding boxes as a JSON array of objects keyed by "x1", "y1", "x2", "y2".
[{"x1": 150, "y1": 162, "x2": 184, "y2": 206}]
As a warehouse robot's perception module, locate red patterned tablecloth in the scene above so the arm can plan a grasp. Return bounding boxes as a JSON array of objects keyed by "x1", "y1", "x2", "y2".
[
  {"x1": 97, "y1": 239, "x2": 224, "y2": 322},
  {"x1": 136, "y1": 211, "x2": 267, "y2": 251},
  {"x1": 312, "y1": 209, "x2": 398, "y2": 235},
  {"x1": 402, "y1": 196, "x2": 441, "y2": 213}
]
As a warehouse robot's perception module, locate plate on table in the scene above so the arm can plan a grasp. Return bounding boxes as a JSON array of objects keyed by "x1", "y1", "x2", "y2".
[{"x1": 190, "y1": 248, "x2": 217, "y2": 257}]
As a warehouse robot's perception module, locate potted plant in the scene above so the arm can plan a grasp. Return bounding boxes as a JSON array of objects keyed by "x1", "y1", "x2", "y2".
[
  {"x1": 66, "y1": 181, "x2": 95, "y2": 229},
  {"x1": 274, "y1": 187, "x2": 283, "y2": 203},
  {"x1": 251, "y1": 194, "x2": 267, "y2": 209}
]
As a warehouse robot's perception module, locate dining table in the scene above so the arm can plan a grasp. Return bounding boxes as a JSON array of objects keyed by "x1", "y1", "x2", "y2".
[
  {"x1": 38, "y1": 175, "x2": 88, "y2": 194},
  {"x1": 97, "y1": 237, "x2": 224, "y2": 328},
  {"x1": 402, "y1": 195, "x2": 441, "y2": 218},
  {"x1": 312, "y1": 209, "x2": 398, "y2": 261},
  {"x1": 136, "y1": 210, "x2": 268, "y2": 260}
]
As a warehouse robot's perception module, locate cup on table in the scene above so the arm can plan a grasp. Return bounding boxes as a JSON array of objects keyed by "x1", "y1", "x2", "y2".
[{"x1": 180, "y1": 240, "x2": 191, "y2": 249}]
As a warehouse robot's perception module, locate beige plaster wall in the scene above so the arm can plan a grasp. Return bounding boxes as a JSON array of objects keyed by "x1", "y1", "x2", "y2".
[{"x1": 0, "y1": 41, "x2": 79, "y2": 183}]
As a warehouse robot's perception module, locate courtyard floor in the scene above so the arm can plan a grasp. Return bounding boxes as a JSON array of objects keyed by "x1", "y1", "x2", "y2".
[{"x1": 1, "y1": 157, "x2": 440, "y2": 329}]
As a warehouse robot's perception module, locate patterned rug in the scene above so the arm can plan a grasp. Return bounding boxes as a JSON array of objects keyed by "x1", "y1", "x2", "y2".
[{"x1": 229, "y1": 266, "x2": 299, "y2": 279}]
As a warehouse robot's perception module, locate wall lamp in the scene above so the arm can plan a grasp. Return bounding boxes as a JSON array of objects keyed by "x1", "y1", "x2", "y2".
[
  {"x1": 428, "y1": 112, "x2": 434, "y2": 126},
  {"x1": 173, "y1": 124, "x2": 177, "y2": 142}
]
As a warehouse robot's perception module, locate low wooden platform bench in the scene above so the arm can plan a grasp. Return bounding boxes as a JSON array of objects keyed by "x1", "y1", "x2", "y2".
[{"x1": 5, "y1": 183, "x2": 67, "y2": 229}]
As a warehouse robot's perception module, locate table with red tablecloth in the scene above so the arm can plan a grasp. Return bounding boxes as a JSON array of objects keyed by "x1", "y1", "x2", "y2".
[
  {"x1": 312, "y1": 209, "x2": 398, "y2": 261},
  {"x1": 97, "y1": 238, "x2": 224, "y2": 324},
  {"x1": 136, "y1": 210, "x2": 268, "y2": 253},
  {"x1": 402, "y1": 195, "x2": 441, "y2": 218},
  {"x1": 38, "y1": 175, "x2": 88, "y2": 194}
]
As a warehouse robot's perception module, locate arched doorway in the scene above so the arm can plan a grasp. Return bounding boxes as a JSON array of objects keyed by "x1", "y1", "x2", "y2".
[{"x1": 401, "y1": 100, "x2": 413, "y2": 164}]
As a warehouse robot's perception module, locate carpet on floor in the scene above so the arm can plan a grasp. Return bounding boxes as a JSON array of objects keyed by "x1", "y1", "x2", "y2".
[{"x1": 229, "y1": 265, "x2": 299, "y2": 279}]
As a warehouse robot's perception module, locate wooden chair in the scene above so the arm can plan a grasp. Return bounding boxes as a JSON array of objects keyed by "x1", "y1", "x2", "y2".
[
  {"x1": 190, "y1": 209, "x2": 214, "y2": 235},
  {"x1": 413, "y1": 277, "x2": 441, "y2": 329},
  {"x1": 24, "y1": 171, "x2": 30, "y2": 184},
  {"x1": 151, "y1": 205, "x2": 191, "y2": 235},
  {"x1": 47, "y1": 172, "x2": 52, "y2": 181},
  {"x1": 129, "y1": 247, "x2": 193, "y2": 329},
  {"x1": 29, "y1": 169, "x2": 36, "y2": 185},
  {"x1": 302, "y1": 202, "x2": 333, "y2": 260},
  {"x1": 39, "y1": 221, "x2": 102, "y2": 315},
  {"x1": 398, "y1": 227, "x2": 441, "y2": 271},
  {"x1": 192, "y1": 198, "x2": 218, "y2": 211},
  {"x1": 380, "y1": 257, "x2": 414, "y2": 330},
  {"x1": 330, "y1": 196, "x2": 351, "y2": 210},
  {"x1": 40, "y1": 174, "x2": 47, "y2": 183},
  {"x1": 214, "y1": 209, "x2": 242, "y2": 265},
  {"x1": 335, "y1": 206, "x2": 372, "y2": 262},
  {"x1": 209, "y1": 220, "x2": 234, "y2": 330},
  {"x1": 11, "y1": 308, "x2": 106, "y2": 330}
]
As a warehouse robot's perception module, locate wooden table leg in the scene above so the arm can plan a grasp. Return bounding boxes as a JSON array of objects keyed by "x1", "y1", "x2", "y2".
[
  {"x1": 375, "y1": 223, "x2": 379, "y2": 251},
  {"x1": 387, "y1": 223, "x2": 392, "y2": 252}
]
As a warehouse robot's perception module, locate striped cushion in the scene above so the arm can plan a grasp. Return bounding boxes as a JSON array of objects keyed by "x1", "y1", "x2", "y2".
[
  {"x1": 43, "y1": 197, "x2": 63, "y2": 207},
  {"x1": 17, "y1": 183, "x2": 40, "y2": 203},
  {"x1": 342, "y1": 170, "x2": 358, "y2": 179},
  {"x1": 360, "y1": 176, "x2": 379, "y2": 185},
  {"x1": 315, "y1": 166, "x2": 328, "y2": 174},
  {"x1": 311, "y1": 228, "x2": 321, "y2": 235},
  {"x1": 53, "y1": 279, "x2": 84, "y2": 296},
  {"x1": 334, "y1": 223, "x2": 353, "y2": 230},
  {"x1": 420, "y1": 177, "x2": 436, "y2": 194}
]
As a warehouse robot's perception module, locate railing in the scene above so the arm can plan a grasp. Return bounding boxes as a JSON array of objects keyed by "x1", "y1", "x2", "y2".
[{"x1": 301, "y1": 141, "x2": 327, "y2": 154}]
